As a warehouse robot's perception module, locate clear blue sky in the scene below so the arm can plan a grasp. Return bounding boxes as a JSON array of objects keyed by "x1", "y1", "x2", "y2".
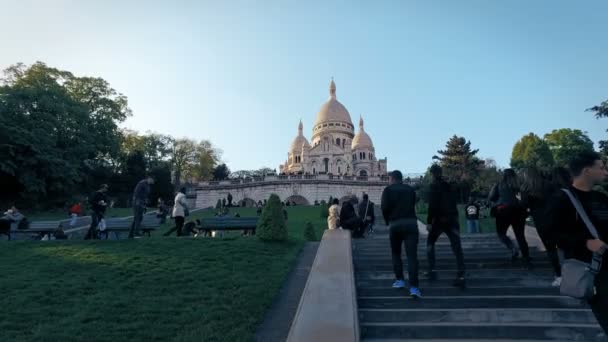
[{"x1": 2, "y1": 0, "x2": 607, "y2": 173}]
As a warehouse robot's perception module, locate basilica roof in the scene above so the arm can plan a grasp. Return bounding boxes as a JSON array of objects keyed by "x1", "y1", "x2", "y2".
[
  {"x1": 313, "y1": 79, "x2": 354, "y2": 127},
  {"x1": 290, "y1": 120, "x2": 311, "y2": 151},
  {"x1": 352, "y1": 116, "x2": 374, "y2": 150}
]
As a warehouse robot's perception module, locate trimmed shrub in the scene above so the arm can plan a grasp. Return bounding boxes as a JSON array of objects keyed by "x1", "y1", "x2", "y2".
[
  {"x1": 303, "y1": 221, "x2": 317, "y2": 241},
  {"x1": 320, "y1": 200, "x2": 329, "y2": 218},
  {"x1": 257, "y1": 194, "x2": 288, "y2": 241}
]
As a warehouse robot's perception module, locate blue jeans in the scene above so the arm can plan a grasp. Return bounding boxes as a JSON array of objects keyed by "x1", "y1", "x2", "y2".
[{"x1": 466, "y1": 219, "x2": 480, "y2": 234}]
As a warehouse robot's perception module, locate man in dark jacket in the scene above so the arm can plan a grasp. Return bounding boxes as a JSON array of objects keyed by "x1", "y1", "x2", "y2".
[
  {"x1": 381, "y1": 170, "x2": 421, "y2": 298},
  {"x1": 129, "y1": 176, "x2": 154, "y2": 238},
  {"x1": 548, "y1": 151, "x2": 608, "y2": 333},
  {"x1": 358, "y1": 193, "x2": 375, "y2": 235},
  {"x1": 85, "y1": 184, "x2": 109, "y2": 240},
  {"x1": 426, "y1": 164, "x2": 466, "y2": 288}
]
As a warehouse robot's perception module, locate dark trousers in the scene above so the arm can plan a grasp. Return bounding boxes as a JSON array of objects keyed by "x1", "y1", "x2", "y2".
[
  {"x1": 129, "y1": 205, "x2": 145, "y2": 237},
  {"x1": 84, "y1": 212, "x2": 102, "y2": 240},
  {"x1": 535, "y1": 226, "x2": 561, "y2": 277},
  {"x1": 389, "y1": 219, "x2": 420, "y2": 287},
  {"x1": 0, "y1": 219, "x2": 11, "y2": 237},
  {"x1": 164, "y1": 216, "x2": 185, "y2": 236},
  {"x1": 427, "y1": 219, "x2": 465, "y2": 277},
  {"x1": 590, "y1": 270, "x2": 608, "y2": 334},
  {"x1": 495, "y1": 206, "x2": 529, "y2": 259}
]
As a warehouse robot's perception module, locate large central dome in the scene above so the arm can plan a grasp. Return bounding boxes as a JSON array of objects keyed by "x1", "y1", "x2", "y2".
[{"x1": 313, "y1": 79, "x2": 353, "y2": 127}]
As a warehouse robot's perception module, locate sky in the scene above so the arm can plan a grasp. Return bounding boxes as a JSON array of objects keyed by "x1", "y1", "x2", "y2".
[{"x1": 1, "y1": 0, "x2": 607, "y2": 173}]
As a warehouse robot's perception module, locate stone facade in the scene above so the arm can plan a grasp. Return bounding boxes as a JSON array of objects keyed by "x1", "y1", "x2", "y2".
[
  {"x1": 194, "y1": 175, "x2": 390, "y2": 208},
  {"x1": 280, "y1": 79, "x2": 387, "y2": 177}
]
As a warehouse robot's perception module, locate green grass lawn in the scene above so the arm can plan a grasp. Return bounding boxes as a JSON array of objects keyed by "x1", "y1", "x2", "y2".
[
  {"x1": 0, "y1": 205, "x2": 327, "y2": 342},
  {"x1": 416, "y1": 202, "x2": 497, "y2": 234}
]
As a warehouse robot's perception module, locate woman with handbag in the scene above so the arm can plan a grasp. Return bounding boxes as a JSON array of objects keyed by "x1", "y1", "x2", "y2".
[
  {"x1": 550, "y1": 151, "x2": 608, "y2": 333},
  {"x1": 489, "y1": 168, "x2": 531, "y2": 267}
]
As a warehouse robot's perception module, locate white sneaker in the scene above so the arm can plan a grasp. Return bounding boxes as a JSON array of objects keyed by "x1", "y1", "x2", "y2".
[{"x1": 552, "y1": 277, "x2": 562, "y2": 287}]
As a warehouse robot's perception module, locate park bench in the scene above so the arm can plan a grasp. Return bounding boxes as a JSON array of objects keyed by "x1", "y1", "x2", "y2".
[
  {"x1": 9, "y1": 221, "x2": 61, "y2": 240},
  {"x1": 59, "y1": 216, "x2": 92, "y2": 230},
  {"x1": 101, "y1": 215, "x2": 162, "y2": 239},
  {"x1": 198, "y1": 217, "x2": 258, "y2": 235}
]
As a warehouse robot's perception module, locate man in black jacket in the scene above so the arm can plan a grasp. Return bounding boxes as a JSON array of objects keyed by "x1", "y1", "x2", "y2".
[
  {"x1": 381, "y1": 170, "x2": 421, "y2": 298},
  {"x1": 426, "y1": 164, "x2": 466, "y2": 288},
  {"x1": 85, "y1": 184, "x2": 109, "y2": 240},
  {"x1": 129, "y1": 176, "x2": 154, "y2": 238},
  {"x1": 549, "y1": 151, "x2": 608, "y2": 333},
  {"x1": 359, "y1": 193, "x2": 375, "y2": 235}
]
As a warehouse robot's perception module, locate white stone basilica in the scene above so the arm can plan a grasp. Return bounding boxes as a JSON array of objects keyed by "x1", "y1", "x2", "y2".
[{"x1": 279, "y1": 79, "x2": 387, "y2": 177}]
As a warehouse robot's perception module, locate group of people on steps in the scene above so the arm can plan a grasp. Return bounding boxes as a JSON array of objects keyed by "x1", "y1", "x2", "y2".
[{"x1": 381, "y1": 151, "x2": 607, "y2": 333}]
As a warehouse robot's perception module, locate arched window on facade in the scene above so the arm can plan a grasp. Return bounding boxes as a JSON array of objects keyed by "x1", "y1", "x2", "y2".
[
  {"x1": 359, "y1": 170, "x2": 368, "y2": 176},
  {"x1": 353, "y1": 154, "x2": 356, "y2": 161},
  {"x1": 336, "y1": 138, "x2": 340, "y2": 145}
]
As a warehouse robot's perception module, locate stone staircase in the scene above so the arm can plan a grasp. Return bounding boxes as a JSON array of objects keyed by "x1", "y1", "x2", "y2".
[{"x1": 353, "y1": 220, "x2": 606, "y2": 341}]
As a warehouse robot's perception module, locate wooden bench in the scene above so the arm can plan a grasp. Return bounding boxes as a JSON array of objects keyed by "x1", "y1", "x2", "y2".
[
  {"x1": 101, "y1": 215, "x2": 161, "y2": 239},
  {"x1": 9, "y1": 221, "x2": 61, "y2": 240},
  {"x1": 59, "y1": 216, "x2": 92, "y2": 230},
  {"x1": 198, "y1": 217, "x2": 258, "y2": 235}
]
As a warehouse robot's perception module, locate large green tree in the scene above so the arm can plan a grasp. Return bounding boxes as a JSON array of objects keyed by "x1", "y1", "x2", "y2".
[
  {"x1": 587, "y1": 100, "x2": 608, "y2": 155},
  {"x1": 433, "y1": 135, "x2": 482, "y2": 202},
  {"x1": 543, "y1": 129, "x2": 594, "y2": 167},
  {"x1": 0, "y1": 62, "x2": 129, "y2": 206},
  {"x1": 510, "y1": 133, "x2": 554, "y2": 170},
  {"x1": 433, "y1": 135, "x2": 481, "y2": 182}
]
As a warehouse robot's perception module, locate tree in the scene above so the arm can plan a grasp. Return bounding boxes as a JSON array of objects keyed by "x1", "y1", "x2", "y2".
[
  {"x1": 510, "y1": 133, "x2": 554, "y2": 170},
  {"x1": 304, "y1": 221, "x2": 317, "y2": 241},
  {"x1": 213, "y1": 163, "x2": 230, "y2": 180},
  {"x1": 257, "y1": 194, "x2": 288, "y2": 241},
  {"x1": 543, "y1": 129, "x2": 594, "y2": 167},
  {"x1": 433, "y1": 135, "x2": 481, "y2": 182},
  {"x1": 190, "y1": 140, "x2": 220, "y2": 181},
  {"x1": 472, "y1": 158, "x2": 502, "y2": 197},
  {"x1": 433, "y1": 135, "x2": 482, "y2": 202},
  {"x1": 148, "y1": 162, "x2": 174, "y2": 205},
  {"x1": 588, "y1": 100, "x2": 608, "y2": 155},
  {"x1": 0, "y1": 62, "x2": 129, "y2": 206},
  {"x1": 171, "y1": 138, "x2": 197, "y2": 187}
]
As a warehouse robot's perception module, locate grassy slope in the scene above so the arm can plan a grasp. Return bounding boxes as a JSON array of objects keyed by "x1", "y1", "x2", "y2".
[{"x1": 0, "y1": 205, "x2": 327, "y2": 342}]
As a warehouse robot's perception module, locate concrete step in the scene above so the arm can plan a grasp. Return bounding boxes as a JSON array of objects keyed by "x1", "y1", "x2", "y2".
[
  {"x1": 360, "y1": 323, "x2": 606, "y2": 341},
  {"x1": 358, "y1": 308, "x2": 597, "y2": 324},
  {"x1": 354, "y1": 254, "x2": 545, "y2": 262},
  {"x1": 357, "y1": 296, "x2": 585, "y2": 310},
  {"x1": 358, "y1": 286, "x2": 560, "y2": 297},
  {"x1": 356, "y1": 269, "x2": 554, "y2": 280},
  {"x1": 356, "y1": 277, "x2": 557, "y2": 288},
  {"x1": 354, "y1": 261, "x2": 554, "y2": 271}
]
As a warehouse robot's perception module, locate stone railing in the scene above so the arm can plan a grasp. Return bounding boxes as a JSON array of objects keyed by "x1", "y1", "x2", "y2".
[
  {"x1": 198, "y1": 174, "x2": 393, "y2": 187},
  {"x1": 287, "y1": 229, "x2": 359, "y2": 342}
]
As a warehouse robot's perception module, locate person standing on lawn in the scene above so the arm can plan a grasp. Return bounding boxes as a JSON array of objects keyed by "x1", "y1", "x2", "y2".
[
  {"x1": 464, "y1": 196, "x2": 481, "y2": 234},
  {"x1": 129, "y1": 175, "x2": 154, "y2": 238}
]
